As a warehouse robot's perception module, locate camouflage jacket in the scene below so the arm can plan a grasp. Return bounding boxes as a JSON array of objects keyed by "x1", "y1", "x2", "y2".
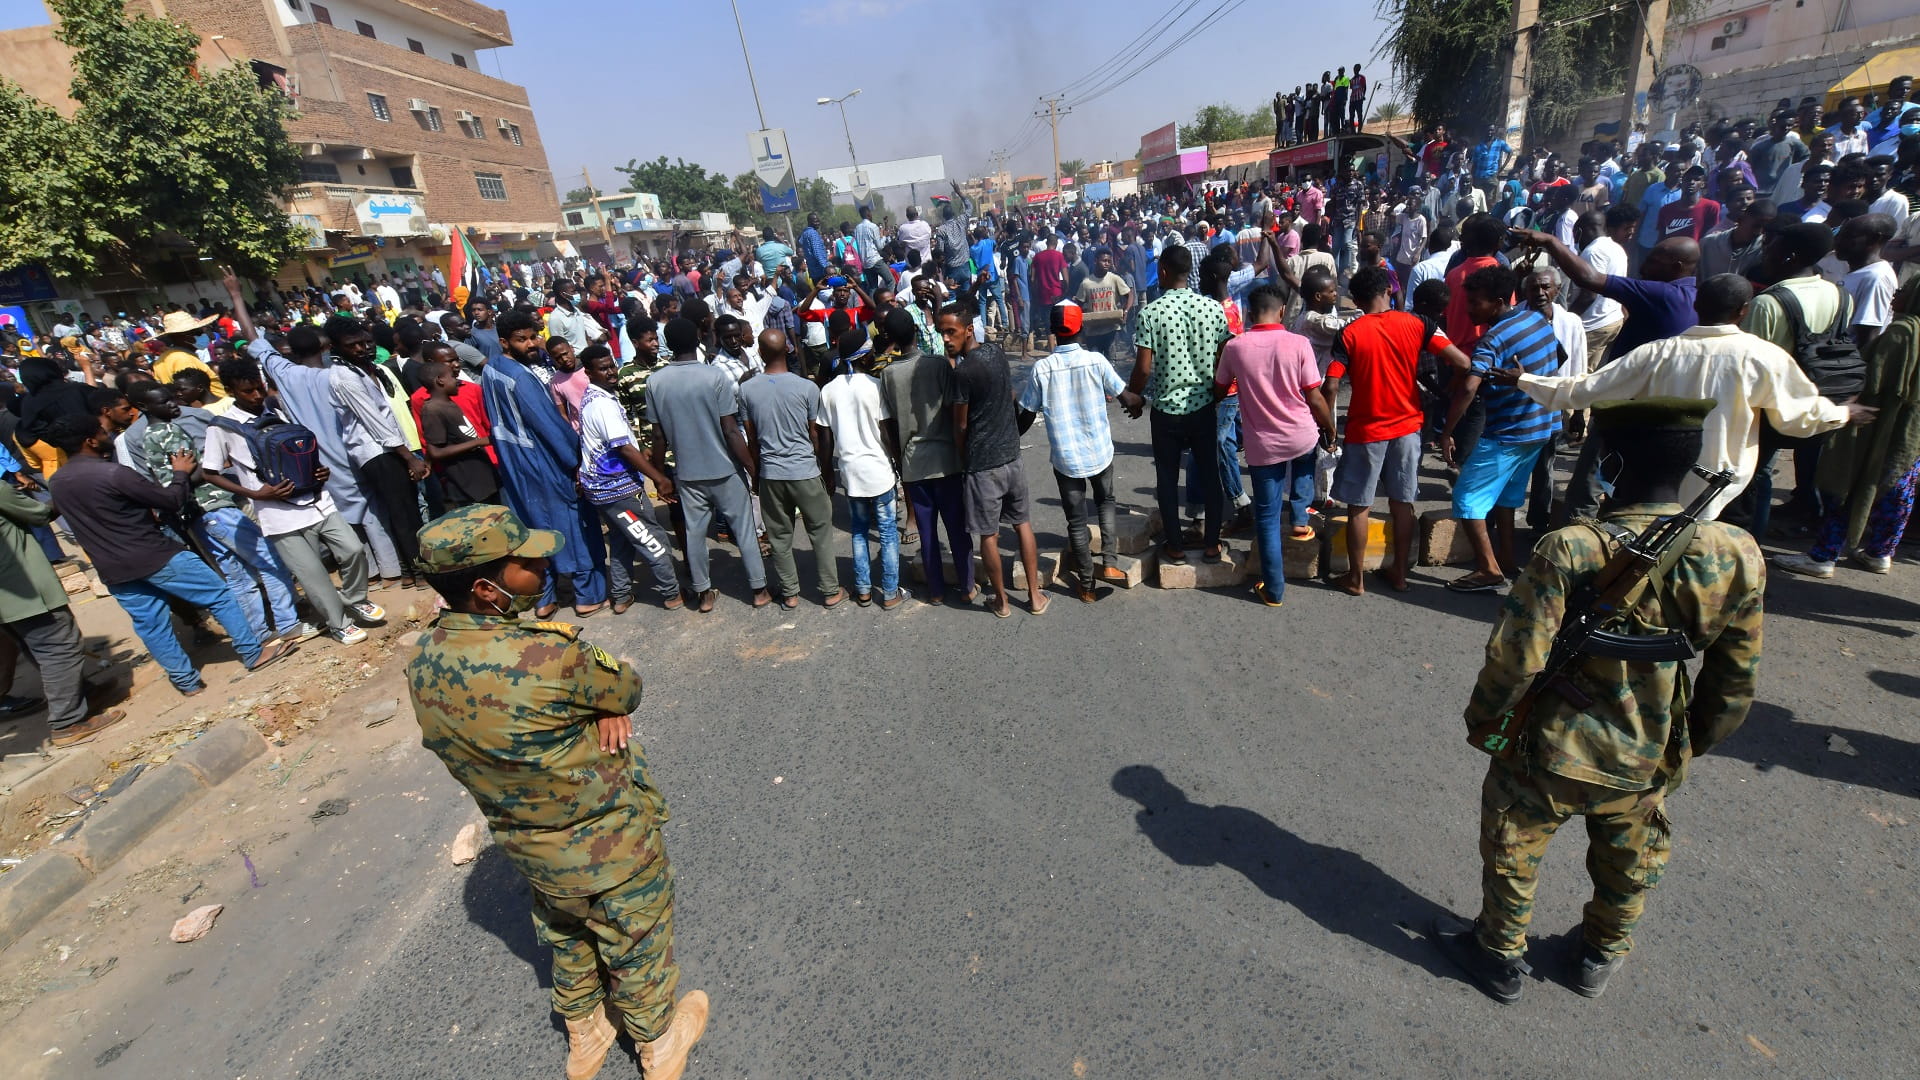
[
  {"x1": 1463, "y1": 503, "x2": 1765, "y2": 791},
  {"x1": 614, "y1": 358, "x2": 666, "y2": 454},
  {"x1": 408, "y1": 612, "x2": 666, "y2": 897}
]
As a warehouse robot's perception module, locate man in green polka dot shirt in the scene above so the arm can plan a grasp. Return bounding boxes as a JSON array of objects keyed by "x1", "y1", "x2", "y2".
[{"x1": 1122, "y1": 243, "x2": 1233, "y2": 564}]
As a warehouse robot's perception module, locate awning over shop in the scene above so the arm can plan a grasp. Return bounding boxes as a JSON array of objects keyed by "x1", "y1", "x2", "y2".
[{"x1": 1825, "y1": 45, "x2": 1920, "y2": 110}]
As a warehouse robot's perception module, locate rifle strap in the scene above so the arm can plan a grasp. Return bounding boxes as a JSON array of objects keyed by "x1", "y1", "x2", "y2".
[{"x1": 1585, "y1": 519, "x2": 1697, "y2": 626}]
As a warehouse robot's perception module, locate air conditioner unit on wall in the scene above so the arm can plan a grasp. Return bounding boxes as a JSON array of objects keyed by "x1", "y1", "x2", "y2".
[
  {"x1": 407, "y1": 98, "x2": 430, "y2": 112},
  {"x1": 1721, "y1": 16, "x2": 1747, "y2": 36},
  {"x1": 456, "y1": 110, "x2": 476, "y2": 123},
  {"x1": 496, "y1": 117, "x2": 511, "y2": 131}
]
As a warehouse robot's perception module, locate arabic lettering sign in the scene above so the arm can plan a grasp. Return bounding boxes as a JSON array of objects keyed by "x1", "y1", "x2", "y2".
[
  {"x1": 353, "y1": 194, "x2": 428, "y2": 237},
  {"x1": 0, "y1": 265, "x2": 58, "y2": 304}
]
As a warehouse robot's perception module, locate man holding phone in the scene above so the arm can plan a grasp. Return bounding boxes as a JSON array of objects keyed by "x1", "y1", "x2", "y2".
[{"x1": 797, "y1": 274, "x2": 876, "y2": 380}]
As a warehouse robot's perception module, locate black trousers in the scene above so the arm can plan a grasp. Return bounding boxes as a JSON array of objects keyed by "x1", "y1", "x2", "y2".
[{"x1": 358, "y1": 452, "x2": 426, "y2": 573}]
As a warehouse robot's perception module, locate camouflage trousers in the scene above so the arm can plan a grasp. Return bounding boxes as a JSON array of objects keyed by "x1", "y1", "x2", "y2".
[
  {"x1": 529, "y1": 835, "x2": 679, "y2": 1042},
  {"x1": 1476, "y1": 760, "x2": 1673, "y2": 961}
]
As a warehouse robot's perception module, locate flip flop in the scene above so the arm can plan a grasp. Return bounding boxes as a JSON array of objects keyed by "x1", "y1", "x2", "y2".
[
  {"x1": 1446, "y1": 574, "x2": 1505, "y2": 593},
  {"x1": 751, "y1": 590, "x2": 773, "y2": 609},
  {"x1": 1029, "y1": 592, "x2": 1051, "y2": 616},
  {"x1": 572, "y1": 604, "x2": 603, "y2": 619},
  {"x1": 779, "y1": 595, "x2": 801, "y2": 610},
  {"x1": 823, "y1": 590, "x2": 848, "y2": 609},
  {"x1": 1371, "y1": 568, "x2": 1413, "y2": 594}
]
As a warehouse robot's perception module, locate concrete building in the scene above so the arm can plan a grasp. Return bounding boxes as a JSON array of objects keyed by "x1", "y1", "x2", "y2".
[
  {"x1": 1562, "y1": 0, "x2": 1920, "y2": 147},
  {"x1": 1, "y1": 0, "x2": 562, "y2": 295}
]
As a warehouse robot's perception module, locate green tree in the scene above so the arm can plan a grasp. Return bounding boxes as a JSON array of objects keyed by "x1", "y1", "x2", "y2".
[
  {"x1": 1377, "y1": 0, "x2": 1634, "y2": 139},
  {"x1": 1370, "y1": 101, "x2": 1406, "y2": 126},
  {"x1": 1186, "y1": 104, "x2": 1251, "y2": 144},
  {"x1": 614, "y1": 156, "x2": 746, "y2": 220},
  {"x1": 0, "y1": 0, "x2": 303, "y2": 277},
  {"x1": 563, "y1": 186, "x2": 602, "y2": 203},
  {"x1": 1057, "y1": 159, "x2": 1086, "y2": 183}
]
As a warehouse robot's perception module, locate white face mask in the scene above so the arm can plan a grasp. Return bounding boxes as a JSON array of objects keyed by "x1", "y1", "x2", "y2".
[
  {"x1": 1593, "y1": 450, "x2": 1624, "y2": 501},
  {"x1": 478, "y1": 577, "x2": 540, "y2": 617}
]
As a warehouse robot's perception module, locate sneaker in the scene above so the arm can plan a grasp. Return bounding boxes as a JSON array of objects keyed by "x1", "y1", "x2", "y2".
[
  {"x1": 349, "y1": 601, "x2": 387, "y2": 626},
  {"x1": 1848, "y1": 551, "x2": 1893, "y2": 574},
  {"x1": 328, "y1": 625, "x2": 369, "y2": 645},
  {"x1": 1574, "y1": 943, "x2": 1627, "y2": 999},
  {"x1": 637, "y1": 990, "x2": 709, "y2": 1080},
  {"x1": 278, "y1": 621, "x2": 323, "y2": 643},
  {"x1": 1431, "y1": 916, "x2": 1528, "y2": 1004},
  {"x1": 1772, "y1": 553, "x2": 1835, "y2": 579},
  {"x1": 49, "y1": 709, "x2": 128, "y2": 749}
]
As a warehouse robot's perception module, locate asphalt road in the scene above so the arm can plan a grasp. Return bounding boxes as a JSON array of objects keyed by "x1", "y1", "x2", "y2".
[{"x1": 2, "y1": 388, "x2": 1916, "y2": 1079}]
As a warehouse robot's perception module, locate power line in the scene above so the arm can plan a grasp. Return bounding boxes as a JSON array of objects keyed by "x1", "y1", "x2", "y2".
[
  {"x1": 1051, "y1": 0, "x2": 1206, "y2": 97},
  {"x1": 1066, "y1": 0, "x2": 1253, "y2": 110}
]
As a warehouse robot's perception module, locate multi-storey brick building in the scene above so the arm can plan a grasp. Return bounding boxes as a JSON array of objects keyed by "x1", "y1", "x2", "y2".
[{"x1": 2, "y1": 0, "x2": 562, "y2": 291}]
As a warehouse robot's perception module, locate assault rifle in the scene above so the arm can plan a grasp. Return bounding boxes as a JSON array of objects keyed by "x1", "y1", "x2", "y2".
[{"x1": 1470, "y1": 466, "x2": 1738, "y2": 760}]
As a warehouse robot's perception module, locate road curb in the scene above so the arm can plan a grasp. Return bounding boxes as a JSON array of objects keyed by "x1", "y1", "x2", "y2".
[{"x1": 0, "y1": 719, "x2": 266, "y2": 953}]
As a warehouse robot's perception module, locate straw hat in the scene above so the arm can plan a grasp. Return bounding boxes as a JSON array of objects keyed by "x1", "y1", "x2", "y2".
[{"x1": 158, "y1": 310, "x2": 218, "y2": 336}]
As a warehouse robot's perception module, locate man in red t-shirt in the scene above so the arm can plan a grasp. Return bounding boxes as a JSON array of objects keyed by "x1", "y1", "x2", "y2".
[
  {"x1": 1030, "y1": 236, "x2": 1069, "y2": 343},
  {"x1": 1327, "y1": 265, "x2": 1469, "y2": 595}
]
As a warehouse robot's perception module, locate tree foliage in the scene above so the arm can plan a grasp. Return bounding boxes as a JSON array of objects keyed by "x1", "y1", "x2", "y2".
[
  {"x1": 1183, "y1": 102, "x2": 1277, "y2": 145},
  {"x1": 1058, "y1": 159, "x2": 1087, "y2": 182},
  {"x1": 1376, "y1": 0, "x2": 1635, "y2": 140},
  {"x1": 614, "y1": 156, "x2": 748, "y2": 220},
  {"x1": 0, "y1": 0, "x2": 303, "y2": 277},
  {"x1": 563, "y1": 186, "x2": 602, "y2": 204}
]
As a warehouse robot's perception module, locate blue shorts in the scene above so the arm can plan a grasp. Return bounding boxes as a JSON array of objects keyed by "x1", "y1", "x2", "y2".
[{"x1": 1451, "y1": 439, "x2": 1548, "y2": 520}]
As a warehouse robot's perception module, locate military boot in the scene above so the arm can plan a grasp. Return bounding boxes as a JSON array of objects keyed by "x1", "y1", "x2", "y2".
[
  {"x1": 636, "y1": 990, "x2": 709, "y2": 1080},
  {"x1": 564, "y1": 1006, "x2": 619, "y2": 1080},
  {"x1": 1574, "y1": 943, "x2": 1627, "y2": 999},
  {"x1": 1432, "y1": 916, "x2": 1529, "y2": 1005}
]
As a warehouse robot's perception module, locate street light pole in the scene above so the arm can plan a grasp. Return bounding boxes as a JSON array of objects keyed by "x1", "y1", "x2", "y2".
[
  {"x1": 729, "y1": 0, "x2": 793, "y2": 244},
  {"x1": 817, "y1": 89, "x2": 864, "y2": 207}
]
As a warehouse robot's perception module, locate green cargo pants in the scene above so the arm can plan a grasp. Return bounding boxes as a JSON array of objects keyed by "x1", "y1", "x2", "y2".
[
  {"x1": 529, "y1": 829, "x2": 679, "y2": 1041},
  {"x1": 760, "y1": 475, "x2": 840, "y2": 600},
  {"x1": 1476, "y1": 759, "x2": 1673, "y2": 960}
]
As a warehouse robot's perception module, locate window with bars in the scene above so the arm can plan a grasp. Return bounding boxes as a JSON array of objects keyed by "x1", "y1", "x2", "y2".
[
  {"x1": 367, "y1": 93, "x2": 390, "y2": 121},
  {"x1": 418, "y1": 107, "x2": 443, "y2": 132},
  {"x1": 564, "y1": 211, "x2": 585, "y2": 227},
  {"x1": 505, "y1": 122, "x2": 523, "y2": 147},
  {"x1": 475, "y1": 173, "x2": 508, "y2": 201},
  {"x1": 459, "y1": 116, "x2": 485, "y2": 140},
  {"x1": 354, "y1": 19, "x2": 375, "y2": 38}
]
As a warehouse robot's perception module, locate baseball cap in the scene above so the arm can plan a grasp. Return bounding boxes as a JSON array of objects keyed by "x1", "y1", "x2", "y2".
[
  {"x1": 416, "y1": 504, "x2": 563, "y2": 573},
  {"x1": 1050, "y1": 299, "x2": 1083, "y2": 336}
]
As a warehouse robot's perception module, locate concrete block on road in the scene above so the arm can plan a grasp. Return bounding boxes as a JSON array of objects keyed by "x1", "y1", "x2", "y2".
[
  {"x1": 1326, "y1": 514, "x2": 1392, "y2": 575},
  {"x1": 0, "y1": 849, "x2": 91, "y2": 953},
  {"x1": 1419, "y1": 508, "x2": 1476, "y2": 567},
  {"x1": 63, "y1": 766, "x2": 207, "y2": 873},
  {"x1": 903, "y1": 557, "x2": 961, "y2": 589},
  {"x1": 1157, "y1": 546, "x2": 1252, "y2": 589},
  {"x1": 172, "y1": 720, "x2": 266, "y2": 788},
  {"x1": 1088, "y1": 507, "x2": 1161, "y2": 556},
  {"x1": 1010, "y1": 551, "x2": 1061, "y2": 591},
  {"x1": 1282, "y1": 534, "x2": 1323, "y2": 580}
]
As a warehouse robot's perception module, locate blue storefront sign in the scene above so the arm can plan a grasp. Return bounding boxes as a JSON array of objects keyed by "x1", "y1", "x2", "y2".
[{"x1": 0, "y1": 265, "x2": 59, "y2": 305}]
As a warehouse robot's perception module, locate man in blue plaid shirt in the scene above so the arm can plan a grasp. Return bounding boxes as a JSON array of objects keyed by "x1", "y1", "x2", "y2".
[{"x1": 1017, "y1": 301, "x2": 1145, "y2": 603}]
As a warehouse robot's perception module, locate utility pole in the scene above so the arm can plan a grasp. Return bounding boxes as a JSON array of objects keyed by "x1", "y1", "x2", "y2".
[
  {"x1": 1502, "y1": 0, "x2": 1540, "y2": 157},
  {"x1": 582, "y1": 165, "x2": 615, "y2": 263},
  {"x1": 1620, "y1": 0, "x2": 1670, "y2": 147},
  {"x1": 729, "y1": 0, "x2": 794, "y2": 244},
  {"x1": 1036, "y1": 96, "x2": 1071, "y2": 209}
]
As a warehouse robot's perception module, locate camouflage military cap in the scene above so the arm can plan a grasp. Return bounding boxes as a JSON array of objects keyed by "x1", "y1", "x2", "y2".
[
  {"x1": 416, "y1": 504, "x2": 564, "y2": 572},
  {"x1": 1589, "y1": 397, "x2": 1713, "y2": 433}
]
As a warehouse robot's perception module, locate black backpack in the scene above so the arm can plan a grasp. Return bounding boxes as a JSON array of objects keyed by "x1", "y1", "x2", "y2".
[
  {"x1": 210, "y1": 412, "x2": 324, "y2": 498},
  {"x1": 1763, "y1": 282, "x2": 1864, "y2": 401}
]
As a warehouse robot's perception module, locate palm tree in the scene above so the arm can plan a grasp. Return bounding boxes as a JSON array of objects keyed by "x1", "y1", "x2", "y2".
[{"x1": 1370, "y1": 101, "x2": 1405, "y2": 126}]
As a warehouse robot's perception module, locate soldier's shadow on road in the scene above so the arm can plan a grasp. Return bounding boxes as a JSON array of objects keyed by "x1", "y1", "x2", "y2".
[
  {"x1": 463, "y1": 844, "x2": 553, "y2": 992},
  {"x1": 1111, "y1": 765, "x2": 1453, "y2": 980},
  {"x1": 1713, "y1": 701, "x2": 1920, "y2": 800}
]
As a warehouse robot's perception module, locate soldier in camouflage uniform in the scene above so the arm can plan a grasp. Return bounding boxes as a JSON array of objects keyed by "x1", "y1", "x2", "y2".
[
  {"x1": 614, "y1": 317, "x2": 666, "y2": 459},
  {"x1": 1434, "y1": 399, "x2": 1765, "y2": 1004},
  {"x1": 407, "y1": 504, "x2": 708, "y2": 1079}
]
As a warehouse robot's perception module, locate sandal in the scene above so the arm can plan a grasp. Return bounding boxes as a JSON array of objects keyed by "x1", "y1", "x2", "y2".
[
  {"x1": 1029, "y1": 592, "x2": 1051, "y2": 616},
  {"x1": 663, "y1": 594, "x2": 686, "y2": 611},
  {"x1": 1371, "y1": 568, "x2": 1412, "y2": 594},
  {"x1": 1288, "y1": 526, "x2": 1316, "y2": 541},
  {"x1": 822, "y1": 590, "x2": 848, "y2": 609},
  {"x1": 1446, "y1": 573, "x2": 1505, "y2": 593},
  {"x1": 697, "y1": 589, "x2": 719, "y2": 614},
  {"x1": 902, "y1": 531, "x2": 920, "y2": 546},
  {"x1": 1160, "y1": 543, "x2": 1188, "y2": 563},
  {"x1": 751, "y1": 589, "x2": 772, "y2": 609},
  {"x1": 610, "y1": 599, "x2": 633, "y2": 615},
  {"x1": 854, "y1": 592, "x2": 873, "y2": 608},
  {"x1": 1203, "y1": 542, "x2": 1227, "y2": 563},
  {"x1": 779, "y1": 595, "x2": 801, "y2": 610},
  {"x1": 534, "y1": 604, "x2": 560, "y2": 619},
  {"x1": 572, "y1": 604, "x2": 603, "y2": 619}
]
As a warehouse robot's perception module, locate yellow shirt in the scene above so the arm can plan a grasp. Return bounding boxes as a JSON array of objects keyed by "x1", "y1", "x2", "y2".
[{"x1": 154, "y1": 347, "x2": 227, "y2": 398}]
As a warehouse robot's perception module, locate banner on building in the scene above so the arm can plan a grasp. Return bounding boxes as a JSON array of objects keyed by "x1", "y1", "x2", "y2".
[
  {"x1": 353, "y1": 194, "x2": 429, "y2": 237},
  {"x1": 0, "y1": 265, "x2": 58, "y2": 305}
]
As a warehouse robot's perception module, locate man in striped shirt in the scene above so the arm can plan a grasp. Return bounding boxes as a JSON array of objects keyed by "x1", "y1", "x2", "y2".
[{"x1": 1442, "y1": 265, "x2": 1564, "y2": 591}]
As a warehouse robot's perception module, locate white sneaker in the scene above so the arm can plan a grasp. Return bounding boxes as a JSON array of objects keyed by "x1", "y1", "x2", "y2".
[
  {"x1": 1849, "y1": 551, "x2": 1893, "y2": 574},
  {"x1": 327, "y1": 625, "x2": 368, "y2": 645},
  {"x1": 349, "y1": 601, "x2": 387, "y2": 625},
  {"x1": 1773, "y1": 553, "x2": 1835, "y2": 579},
  {"x1": 277, "y1": 621, "x2": 323, "y2": 643}
]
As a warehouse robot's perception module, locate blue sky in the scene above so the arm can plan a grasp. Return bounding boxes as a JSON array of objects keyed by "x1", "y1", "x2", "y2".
[{"x1": 2, "y1": 0, "x2": 1393, "y2": 190}]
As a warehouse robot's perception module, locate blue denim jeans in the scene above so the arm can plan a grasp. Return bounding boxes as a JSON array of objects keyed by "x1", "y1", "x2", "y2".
[
  {"x1": 1217, "y1": 395, "x2": 1247, "y2": 508},
  {"x1": 1250, "y1": 449, "x2": 1319, "y2": 597},
  {"x1": 108, "y1": 549, "x2": 266, "y2": 691},
  {"x1": 846, "y1": 490, "x2": 900, "y2": 599},
  {"x1": 977, "y1": 281, "x2": 1009, "y2": 332},
  {"x1": 1332, "y1": 223, "x2": 1359, "y2": 278},
  {"x1": 196, "y1": 506, "x2": 300, "y2": 639}
]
